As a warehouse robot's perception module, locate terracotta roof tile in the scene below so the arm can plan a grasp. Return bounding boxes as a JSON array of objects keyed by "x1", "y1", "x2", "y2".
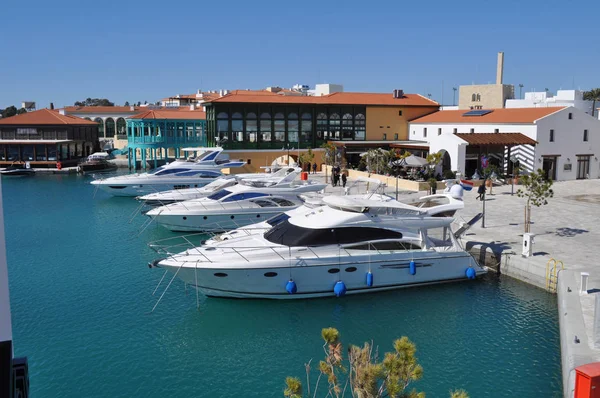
[
  {"x1": 410, "y1": 107, "x2": 566, "y2": 124},
  {"x1": 129, "y1": 109, "x2": 206, "y2": 120},
  {"x1": 0, "y1": 109, "x2": 98, "y2": 125},
  {"x1": 63, "y1": 106, "x2": 142, "y2": 113},
  {"x1": 455, "y1": 132, "x2": 537, "y2": 146},
  {"x1": 207, "y1": 91, "x2": 439, "y2": 107}
]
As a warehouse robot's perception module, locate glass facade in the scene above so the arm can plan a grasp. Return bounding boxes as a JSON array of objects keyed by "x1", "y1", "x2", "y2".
[{"x1": 207, "y1": 104, "x2": 367, "y2": 149}]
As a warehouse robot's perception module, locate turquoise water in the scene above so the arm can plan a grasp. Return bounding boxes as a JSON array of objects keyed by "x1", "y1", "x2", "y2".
[{"x1": 4, "y1": 174, "x2": 561, "y2": 397}]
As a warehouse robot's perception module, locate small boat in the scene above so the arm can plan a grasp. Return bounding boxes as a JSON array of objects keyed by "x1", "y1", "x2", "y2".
[
  {"x1": 78, "y1": 152, "x2": 118, "y2": 174},
  {"x1": 0, "y1": 163, "x2": 35, "y2": 177}
]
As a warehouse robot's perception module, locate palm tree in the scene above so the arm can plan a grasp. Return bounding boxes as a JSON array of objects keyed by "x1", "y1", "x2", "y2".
[{"x1": 583, "y1": 88, "x2": 600, "y2": 117}]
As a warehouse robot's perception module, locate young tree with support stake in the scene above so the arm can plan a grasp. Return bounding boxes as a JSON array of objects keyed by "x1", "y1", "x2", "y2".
[{"x1": 516, "y1": 168, "x2": 554, "y2": 233}]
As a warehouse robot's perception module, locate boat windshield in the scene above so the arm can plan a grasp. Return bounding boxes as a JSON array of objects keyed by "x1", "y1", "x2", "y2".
[
  {"x1": 148, "y1": 166, "x2": 166, "y2": 175},
  {"x1": 264, "y1": 220, "x2": 403, "y2": 247},
  {"x1": 266, "y1": 213, "x2": 290, "y2": 226},
  {"x1": 207, "y1": 189, "x2": 232, "y2": 200}
]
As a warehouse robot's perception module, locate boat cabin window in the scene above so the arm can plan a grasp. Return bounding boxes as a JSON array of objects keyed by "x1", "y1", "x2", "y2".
[
  {"x1": 148, "y1": 166, "x2": 167, "y2": 175},
  {"x1": 266, "y1": 213, "x2": 290, "y2": 226},
  {"x1": 222, "y1": 192, "x2": 269, "y2": 202},
  {"x1": 270, "y1": 198, "x2": 296, "y2": 207},
  {"x1": 264, "y1": 220, "x2": 403, "y2": 247},
  {"x1": 251, "y1": 199, "x2": 277, "y2": 208},
  {"x1": 345, "y1": 240, "x2": 420, "y2": 251},
  {"x1": 196, "y1": 150, "x2": 219, "y2": 162},
  {"x1": 416, "y1": 197, "x2": 450, "y2": 208},
  {"x1": 208, "y1": 189, "x2": 232, "y2": 200},
  {"x1": 153, "y1": 168, "x2": 192, "y2": 176}
]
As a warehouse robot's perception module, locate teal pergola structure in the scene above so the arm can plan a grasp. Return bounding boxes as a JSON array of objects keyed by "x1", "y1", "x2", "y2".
[{"x1": 126, "y1": 117, "x2": 207, "y2": 169}]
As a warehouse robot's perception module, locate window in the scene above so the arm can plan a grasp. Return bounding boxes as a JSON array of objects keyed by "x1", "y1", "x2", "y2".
[
  {"x1": 470, "y1": 128, "x2": 475, "y2": 133},
  {"x1": 568, "y1": 113, "x2": 573, "y2": 120},
  {"x1": 260, "y1": 112, "x2": 271, "y2": 143},
  {"x1": 329, "y1": 113, "x2": 341, "y2": 140},
  {"x1": 35, "y1": 144, "x2": 47, "y2": 161},
  {"x1": 438, "y1": 128, "x2": 442, "y2": 136},
  {"x1": 423, "y1": 128, "x2": 427, "y2": 138},
  {"x1": 453, "y1": 128, "x2": 457, "y2": 134},
  {"x1": 476, "y1": 94, "x2": 481, "y2": 102},
  {"x1": 550, "y1": 129, "x2": 554, "y2": 142},
  {"x1": 222, "y1": 192, "x2": 268, "y2": 203},
  {"x1": 382, "y1": 133, "x2": 387, "y2": 140},
  {"x1": 274, "y1": 112, "x2": 285, "y2": 143},
  {"x1": 394, "y1": 133, "x2": 398, "y2": 140},
  {"x1": 342, "y1": 113, "x2": 353, "y2": 140},
  {"x1": 231, "y1": 112, "x2": 243, "y2": 143},
  {"x1": 207, "y1": 189, "x2": 232, "y2": 200},
  {"x1": 246, "y1": 112, "x2": 257, "y2": 143},
  {"x1": 346, "y1": 241, "x2": 421, "y2": 251},
  {"x1": 301, "y1": 112, "x2": 312, "y2": 144},
  {"x1": 354, "y1": 113, "x2": 365, "y2": 140},
  {"x1": 217, "y1": 112, "x2": 229, "y2": 142},
  {"x1": 584, "y1": 129, "x2": 588, "y2": 142},
  {"x1": 316, "y1": 112, "x2": 328, "y2": 141},
  {"x1": 270, "y1": 197, "x2": 296, "y2": 207},
  {"x1": 252, "y1": 199, "x2": 277, "y2": 207},
  {"x1": 288, "y1": 112, "x2": 299, "y2": 144},
  {"x1": 398, "y1": 110, "x2": 403, "y2": 116},
  {"x1": 266, "y1": 213, "x2": 290, "y2": 226},
  {"x1": 471, "y1": 94, "x2": 477, "y2": 101},
  {"x1": 264, "y1": 220, "x2": 404, "y2": 247}
]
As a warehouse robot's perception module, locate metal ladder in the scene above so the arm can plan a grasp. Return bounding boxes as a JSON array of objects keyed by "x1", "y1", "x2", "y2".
[{"x1": 546, "y1": 258, "x2": 564, "y2": 293}]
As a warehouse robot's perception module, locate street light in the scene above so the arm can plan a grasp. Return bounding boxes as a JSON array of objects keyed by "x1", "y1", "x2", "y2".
[{"x1": 519, "y1": 84, "x2": 524, "y2": 99}]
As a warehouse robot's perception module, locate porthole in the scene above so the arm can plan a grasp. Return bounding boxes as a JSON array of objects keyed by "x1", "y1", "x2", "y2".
[
  {"x1": 264, "y1": 272, "x2": 278, "y2": 277},
  {"x1": 203, "y1": 216, "x2": 207, "y2": 220},
  {"x1": 328, "y1": 268, "x2": 340, "y2": 274},
  {"x1": 205, "y1": 247, "x2": 216, "y2": 251},
  {"x1": 345, "y1": 267, "x2": 357, "y2": 273},
  {"x1": 183, "y1": 216, "x2": 187, "y2": 220},
  {"x1": 257, "y1": 214, "x2": 261, "y2": 218},
  {"x1": 194, "y1": 184, "x2": 198, "y2": 187},
  {"x1": 231, "y1": 215, "x2": 235, "y2": 219},
  {"x1": 214, "y1": 272, "x2": 228, "y2": 277}
]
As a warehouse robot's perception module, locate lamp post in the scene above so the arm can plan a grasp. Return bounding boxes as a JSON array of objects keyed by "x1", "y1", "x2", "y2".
[
  {"x1": 452, "y1": 87, "x2": 457, "y2": 106},
  {"x1": 519, "y1": 84, "x2": 524, "y2": 99}
]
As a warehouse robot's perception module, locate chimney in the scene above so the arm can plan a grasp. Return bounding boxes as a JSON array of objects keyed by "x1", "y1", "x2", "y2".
[
  {"x1": 58, "y1": 109, "x2": 66, "y2": 115},
  {"x1": 50, "y1": 102, "x2": 54, "y2": 110},
  {"x1": 189, "y1": 104, "x2": 196, "y2": 110},
  {"x1": 130, "y1": 106, "x2": 135, "y2": 111},
  {"x1": 393, "y1": 89, "x2": 398, "y2": 98},
  {"x1": 496, "y1": 52, "x2": 504, "y2": 85}
]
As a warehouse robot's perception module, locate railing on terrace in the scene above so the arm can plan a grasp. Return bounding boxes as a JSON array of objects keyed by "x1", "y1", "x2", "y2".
[{"x1": 128, "y1": 135, "x2": 206, "y2": 145}]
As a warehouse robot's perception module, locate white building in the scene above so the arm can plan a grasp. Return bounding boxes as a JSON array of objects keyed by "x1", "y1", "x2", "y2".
[
  {"x1": 409, "y1": 106, "x2": 600, "y2": 181},
  {"x1": 506, "y1": 90, "x2": 595, "y2": 116}
]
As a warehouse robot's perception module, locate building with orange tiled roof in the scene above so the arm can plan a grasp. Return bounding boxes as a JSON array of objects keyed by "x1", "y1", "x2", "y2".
[
  {"x1": 0, "y1": 109, "x2": 100, "y2": 168},
  {"x1": 408, "y1": 106, "x2": 600, "y2": 181},
  {"x1": 203, "y1": 88, "x2": 439, "y2": 171}
]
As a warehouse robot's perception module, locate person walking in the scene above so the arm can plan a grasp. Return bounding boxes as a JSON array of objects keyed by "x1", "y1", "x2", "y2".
[
  {"x1": 312, "y1": 162, "x2": 317, "y2": 174},
  {"x1": 476, "y1": 184, "x2": 486, "y2": 201},
  {"x1": 341, "y1": 172, "x2": 347, "y2": 188}
]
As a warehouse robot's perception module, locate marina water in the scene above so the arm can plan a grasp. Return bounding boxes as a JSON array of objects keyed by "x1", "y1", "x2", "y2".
[{"x1": 4, "y1": 174, "x2": 561, "y2": 397}]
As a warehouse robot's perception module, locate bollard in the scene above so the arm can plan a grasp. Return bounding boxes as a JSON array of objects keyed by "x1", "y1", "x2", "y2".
[{"x1": 581, "y1": 272, "x2": 590, "y2": 295}]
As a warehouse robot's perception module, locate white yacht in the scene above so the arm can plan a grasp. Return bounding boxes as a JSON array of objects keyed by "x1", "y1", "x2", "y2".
[
  {"x1": 145, "y1": 171, "x2": 327, "y2": 232},
  {"x1": 148, "y1": 189, "x2": 487, "y2": 299},
  {"x1": 137, "y1": 167, "x2": 299, "y2": 206},
  {"x1": 91, "y1": 147, "x2": 245, "y2": 197}
]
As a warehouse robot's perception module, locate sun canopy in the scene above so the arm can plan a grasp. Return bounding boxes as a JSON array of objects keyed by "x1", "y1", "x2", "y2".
[{"x1": 391, "y1": 154, "x2": 428, "y2": 168}]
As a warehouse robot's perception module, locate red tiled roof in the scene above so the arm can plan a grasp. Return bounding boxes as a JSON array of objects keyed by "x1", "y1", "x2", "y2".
[
  {"x1": 63, "y1": 106, "x2": 142, "y2": 113},
  {"x1": 207, "y1": 91, "x2": 439, "y2": 107},
  {"x1": 129, "y1": 110, "x2": 206, "y2": 120},
  {"x1": 0, "y1": 109, "x2": 98, "y2": 125},
  {"x1": 409, "y1": 107, "x2": 566, "y2": 124},
  {"x1": 455, "y1": 132, "x2": 537, "y2": 146}
]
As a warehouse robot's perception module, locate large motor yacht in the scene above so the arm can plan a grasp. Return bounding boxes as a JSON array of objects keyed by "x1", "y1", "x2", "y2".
[
  {"x1": 145, "y1": 170, "x2": 327, "y2": 232},
  {"x1": 90, "y1": 147, "x2": 245, "y2": 197},
  {"x1": 148, "y1": 187, "x2": 486, "y2": 299},
  {"x1": 136, "y1": 167, "x2": 300, "y2": 206}
]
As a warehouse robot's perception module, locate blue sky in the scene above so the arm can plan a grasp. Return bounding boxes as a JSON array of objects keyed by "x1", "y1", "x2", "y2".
[{"x1": 1, "y1": 0, "x2": 598, "y2": 109}]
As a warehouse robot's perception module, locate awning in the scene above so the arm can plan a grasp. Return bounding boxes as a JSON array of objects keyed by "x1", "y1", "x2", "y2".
[{"x1": 454, "y1": 132, "x2": 537, "y2": 146}]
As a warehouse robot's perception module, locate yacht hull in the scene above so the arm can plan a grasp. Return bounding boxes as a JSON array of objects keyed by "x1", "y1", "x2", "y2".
[
  {"x1": 92, "y1": 179, "x2": 214, "y2": 197},
  {"x1": 156, "y1": 252, "x2": 486, "y2": 299},
  {"x1": 151, "y1": 210, "x2": 286, "y2": 232}
]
